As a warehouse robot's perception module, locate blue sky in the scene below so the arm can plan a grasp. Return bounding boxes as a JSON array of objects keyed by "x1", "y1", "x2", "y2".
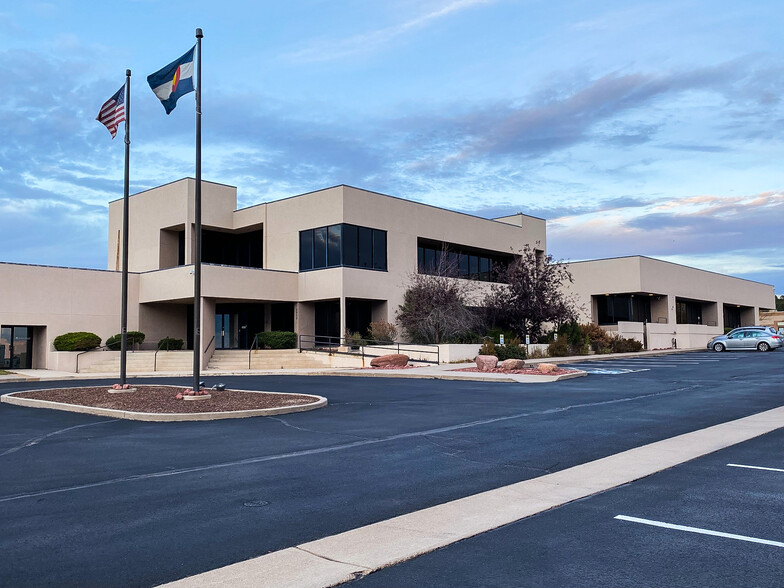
[{"x1": 1, "y1": 0, "x2": 782, "y2": 294}]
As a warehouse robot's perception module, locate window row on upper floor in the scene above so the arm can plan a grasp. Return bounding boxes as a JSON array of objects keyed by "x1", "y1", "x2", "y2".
[
  {"x1": 299, "y1": 223, "x2": 387, "y2": 272},
  {"x1": 417, "y1": 239, "x2": 513, "y2": 282}
]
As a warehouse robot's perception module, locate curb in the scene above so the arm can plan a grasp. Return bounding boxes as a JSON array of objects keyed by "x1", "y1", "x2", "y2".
[
  {"x1": 158, "y1": 404, "x2": 784, "y2": 588},
  {"x1": 0, "y1": 387, "x2": 328, "y2": 422}
]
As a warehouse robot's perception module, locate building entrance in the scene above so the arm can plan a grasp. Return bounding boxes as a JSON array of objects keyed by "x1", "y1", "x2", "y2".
[
  {"x1": 0, "y1": 326, "x2": 33, "y2": 369},
  {"x1": 215, "y1": 313, "x2": 239, "y2": 350}
]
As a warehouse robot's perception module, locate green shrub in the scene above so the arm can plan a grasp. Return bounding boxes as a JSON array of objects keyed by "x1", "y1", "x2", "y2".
[
  {"x1": 53, "y1": 332, "x2": 101, "y2": 351},
  {"x1": 256, "y1": 331, "x2": 298, "y2": 349},
  {"x1": 157, "y1": 337, "x2": 184, "y2": 350},
  {"x1": 547, "y1": 337, "x2": 570, "y2": 357},
  {"x1": 495, "y1": 337, "x2": 526, "y2": 360},
  {"x1": 579, "y1": 323, "x2": 613, "y2": 354},
  {"x1": 610, "y1": 335, "x2": 643, "y2": 353},
  {"x1": 106, "y1": 331, "x2": 146, "y2": 350}
]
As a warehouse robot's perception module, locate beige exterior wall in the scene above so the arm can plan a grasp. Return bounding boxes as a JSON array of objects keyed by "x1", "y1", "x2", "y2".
[
  {"x1": 0, "y1": 263, "x2": 137, "y2": 368},
  {"x1": 564, "y1": 256, "x2": 775, "y2": 349}
]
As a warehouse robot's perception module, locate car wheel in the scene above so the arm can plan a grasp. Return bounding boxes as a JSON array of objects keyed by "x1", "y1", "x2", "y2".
[
  {"x1": 757, "y1": 342, "x2": 770, "y2": 352},
  {"x1": 713, "y1": 342, "x2": 725, "y2": 352}
]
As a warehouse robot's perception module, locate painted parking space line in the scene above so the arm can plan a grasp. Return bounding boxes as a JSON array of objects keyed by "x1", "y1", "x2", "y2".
[
  {"x1": 727, "y1": 463, "x2": 784, "y2": 473},
  {"x1": 614, "y1": 515, "x2": 784, "y2": 548}
]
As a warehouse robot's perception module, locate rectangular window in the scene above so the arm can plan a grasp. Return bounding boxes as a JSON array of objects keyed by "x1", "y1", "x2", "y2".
[
  {"x1": 313, "y1": 227, "x2": 327, "y2": 269},
  {"x1": 479, "y1": 257, "x2": 490, "y2": 281},
  {"x1": 358, "y1": 227, "x2": 372, "y2": 268},
  {"x1": 328, "y1": 225, "x2": 341, "y2": 267},
  {"x1": 372, "y1": 229, "x2": 387, "y2": 270},
  {"x1": 299, "y1": 230, "x2": 313, "y2": 271},
  {"x1": 425, "y1": 248, "x2": 435, "y2": 273},
  {"x1": 469, "y1": 255, "x2": 479, "y2": 279},
  {"x1": 417, "y1": 246, "x2": 424, "y2": 273},
  {"x1": 459, "y1": 254, "x2": 469, "y2": 277},
  {"x1": 342, "y1": 224, "x2": 358, "y2": 267}
]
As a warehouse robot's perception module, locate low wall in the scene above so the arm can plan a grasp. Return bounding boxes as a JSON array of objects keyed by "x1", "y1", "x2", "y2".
[
  {"x1": 613, "y1": 321, "x2": 721, "y2": 350},
  {"x1": 47, "y1": 350, "x2": 121, "y2": 372},
  {"x1": 437, "y1": 344, "x2": 481, "y2": 363}
]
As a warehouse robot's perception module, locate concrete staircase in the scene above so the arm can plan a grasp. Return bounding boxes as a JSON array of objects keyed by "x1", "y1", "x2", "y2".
[
  {"x1": 79, "y1": 351, "x2": 193, "y2": 373},
  {"x1": 207, "y1": 349, "x2": 336, "y2": 370}
]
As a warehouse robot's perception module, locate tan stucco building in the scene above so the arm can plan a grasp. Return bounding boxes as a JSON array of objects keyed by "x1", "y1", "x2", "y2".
[{"x1": 0, "y1": 179, "x2": 776, "y2": 370}]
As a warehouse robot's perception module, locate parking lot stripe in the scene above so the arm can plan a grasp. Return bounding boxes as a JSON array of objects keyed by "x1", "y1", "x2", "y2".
[
  {"x1": 614, "y1": 515, "x2": 784, "y2": 548},
  {"x1": 158, "y1": 405, "x2": 784, "y2": 588},
  {"x1": 727, "y1": 463, "x2": 784, "y2": 473}
]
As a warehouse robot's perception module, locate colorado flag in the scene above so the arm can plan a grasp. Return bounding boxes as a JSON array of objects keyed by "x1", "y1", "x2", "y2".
[{"x1": 147, "y1": 46, "x2": 195, "y2": 114}]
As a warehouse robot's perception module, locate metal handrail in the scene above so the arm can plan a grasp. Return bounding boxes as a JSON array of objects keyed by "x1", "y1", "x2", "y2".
[
  {"x1": 298, "y1": 334, "x2": 440, "y2": 364},
  {"x1": 75, "y1": 345, "x2": 111, "y2": 373},
  {"x1": 248, "y1": 336, "x2": 259, "y2": 369}
]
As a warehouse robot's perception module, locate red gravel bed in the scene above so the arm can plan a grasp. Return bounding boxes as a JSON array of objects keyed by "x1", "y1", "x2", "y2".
[
  {"x1": 13, "y1": 386, "x2": 319, "y2": 414},
  {"x1": 454, "y1": 367, "x2": 578, "y2": 375}
]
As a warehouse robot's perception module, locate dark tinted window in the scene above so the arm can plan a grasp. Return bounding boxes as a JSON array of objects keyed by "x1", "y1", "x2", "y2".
[
  {"x1": 328, "y1": 225, "x2": 341, "y2": 267},
  {"x1": 343, "y1": 224, "x2": 358, "y2": 267},
  {"x1": 358, "y1": 227, "x2": 372, "y2": 268},
  {"x1": 299, "y1": 230, "x2": 313, "y2": 270},
  {"x1": 372, "y1": 230, "x2": 387, "y2": 270},
  {"x1": 313, "y1": 227, "x2": 327, "y2": 269}
]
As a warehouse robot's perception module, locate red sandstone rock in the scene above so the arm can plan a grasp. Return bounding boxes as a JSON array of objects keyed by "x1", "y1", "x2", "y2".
[
  {"x1": 475, "y1": 355, "x2": 499, "y2": 371},
  {"x1": 537, "y1": 363, "x2": 558, "y2": 374},
  {"x1": 499, "y1": 358, "x2": 526, "y2": 370},
  {"x1": 370, "y1": 354, "x2": 410, "y2": 368}
]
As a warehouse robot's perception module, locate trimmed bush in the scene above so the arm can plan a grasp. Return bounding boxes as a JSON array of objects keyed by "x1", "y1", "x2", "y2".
[
  {"x1": 255, "y1": 331, "x2": 297, "y2": 349},
  {"x1": 53, "y1": 332, "x2": 101, "y2": 352},
  {"x1": 495, "y1": 338, "x2": 526, "y2": 361},
  {"x1": 157, "y1": 337, "x2": 184, "y2": 350},
  {"x1": 106, "y1": 331, "x2": 146, "y2": 350},
  {"x1": 610, "y1": 335, "x2": 643, "y2": 353},
  {"x1": 547, "y1": 337, "x2": 570, "y2": 357}
]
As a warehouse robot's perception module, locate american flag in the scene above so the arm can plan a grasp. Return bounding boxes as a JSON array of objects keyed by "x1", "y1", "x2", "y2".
[{"x1": 96, "y1": 83, "x2": 126, "y2": 138}]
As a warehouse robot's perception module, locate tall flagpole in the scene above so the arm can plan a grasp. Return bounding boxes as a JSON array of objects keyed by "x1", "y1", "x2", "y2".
[
  {"x1": 120, "y1": 69, "x2": 131, "y2": 386},
  {"x1": 192, "y1": 28, "x2": 203, "y2": 393}
]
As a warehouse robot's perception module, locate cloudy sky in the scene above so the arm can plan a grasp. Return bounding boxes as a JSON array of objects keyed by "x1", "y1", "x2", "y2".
[{"x1": 1, "y1": 0, "x2": 782, "y2": 294}]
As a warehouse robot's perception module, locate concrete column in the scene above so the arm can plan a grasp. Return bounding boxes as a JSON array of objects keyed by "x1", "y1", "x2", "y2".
[
  {"x1": 340, "y1": 296, "x2": 347, "y2": 338},
  {"x1": 295, "y1": 302, "x2": 315, "y2": 347}
]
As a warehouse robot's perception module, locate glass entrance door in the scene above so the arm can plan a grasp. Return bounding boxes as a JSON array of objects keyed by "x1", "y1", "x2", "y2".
[
  {"x1": 0, "y1": 326, "x2": 33, "y2": 369},
  {"x1": 215, "y1": 314, "x2": 239, "y2": 349}
]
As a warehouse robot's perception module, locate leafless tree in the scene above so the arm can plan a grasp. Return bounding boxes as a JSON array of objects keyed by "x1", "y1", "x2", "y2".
[
  {"x1": 484, "y1": 244, "x2": 578, "y2": 340},
  {"x1": 397, "y1": 248, "x2": 482, "y2": 344}
]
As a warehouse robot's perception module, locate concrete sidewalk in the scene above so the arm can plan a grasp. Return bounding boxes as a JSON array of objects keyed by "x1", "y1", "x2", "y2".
[{"x1": 0, "y1": 348, "x2": 702, "y2": 385}]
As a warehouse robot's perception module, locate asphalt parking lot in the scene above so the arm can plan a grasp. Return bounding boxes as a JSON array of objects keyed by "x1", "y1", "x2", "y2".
[
  {"x1": 347, "y1": 428, "x2": 784, "y2": 587},
  {"x1": 0, "y1": 350, "x2": 781, "y2": 587}
]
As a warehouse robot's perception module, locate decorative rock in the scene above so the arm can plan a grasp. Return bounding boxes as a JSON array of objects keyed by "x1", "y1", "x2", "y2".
[
  {"x1": 499, "y1": 358, "x2": 526, "y2": 371},
  {"x1": 475, "y1": 355, "x2": 499, "y2": 371},
  {"x1": 370, "y1": 354, "x2": 409, "y2": 368},
  {"x1": 537, "y1": 363, "x2": 558, "y2": 374}
]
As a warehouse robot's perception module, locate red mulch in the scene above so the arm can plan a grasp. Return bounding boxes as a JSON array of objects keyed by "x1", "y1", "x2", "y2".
[
  {"x1": 368, "y1": 365, "x2": 420, "y2": 370},
  {"x1": 13, "y1": 385, "x2": 319, "y2": 414},
  {"x1": 455, "y1": 367, "x2": 578, "y2": 375}
]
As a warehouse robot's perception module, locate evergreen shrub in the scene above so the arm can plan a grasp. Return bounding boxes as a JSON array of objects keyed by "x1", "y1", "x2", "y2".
[
  {"x1": 157, "y1": 337, "x2": 184, "y2": 350},
  {"x1": 53, "y1": 332, "x2": 101, "y2": 351},
  {"x1": 106, "y1": 331, "x2": 146, "y2": 350},
  {"x1": 256, "y1": 331, "x2": 298, "y2": 349}
]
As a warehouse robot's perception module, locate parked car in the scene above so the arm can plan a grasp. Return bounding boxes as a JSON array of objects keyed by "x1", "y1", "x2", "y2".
[{"x1": 708, "y1": 327, "x2": 783, "y2": 352}]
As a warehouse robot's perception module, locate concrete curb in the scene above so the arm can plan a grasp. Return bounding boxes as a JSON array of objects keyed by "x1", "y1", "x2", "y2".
[
  {"x1": 157, "y1": 405, "x2": 784, "y2": 588},
  {"x1": 0, "y1": 387, "x2": 327, "y2": 422},
  {"x1": 324, "y1": 368, "x2": 587, "y2": 383}
]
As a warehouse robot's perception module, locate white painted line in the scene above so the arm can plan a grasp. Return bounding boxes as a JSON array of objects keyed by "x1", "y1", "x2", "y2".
[
  {"x1": 615, "y1": 515, "x2": 784, "y2": 548},
  {"x1": 727, "y1": 463, "x2": 784, "y2": 473}
]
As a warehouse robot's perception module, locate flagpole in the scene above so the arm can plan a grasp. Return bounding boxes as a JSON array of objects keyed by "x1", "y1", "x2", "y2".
[
  {"x1": 192, "y1": 28, "x2": 203, "y2": 393},
  {"x1": 120, "y1": 69, "x2": 131, "y2": 386}
]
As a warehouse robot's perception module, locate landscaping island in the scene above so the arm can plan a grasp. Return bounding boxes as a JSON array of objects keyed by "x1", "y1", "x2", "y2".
[{"x1": 2, "y1": 385, "x2": 327, "y2": 421}]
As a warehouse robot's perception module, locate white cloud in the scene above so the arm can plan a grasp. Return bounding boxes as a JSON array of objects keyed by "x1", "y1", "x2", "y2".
[{"x1": 284, "y1": 0, "x2": 495, "y2": 63}]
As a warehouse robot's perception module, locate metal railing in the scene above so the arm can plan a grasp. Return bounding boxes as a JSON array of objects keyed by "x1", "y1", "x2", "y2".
[
  {"x1": 247, "y1": 336, "x2": 259, "y2": 369},
  {"x1": 298, "y1": 334, "x2": 440, "y2": 364}
]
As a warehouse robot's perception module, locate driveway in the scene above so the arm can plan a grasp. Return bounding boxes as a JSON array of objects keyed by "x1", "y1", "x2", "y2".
[{"x1": 0, "y1": 351, "x2": 782, "y2": 587}]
